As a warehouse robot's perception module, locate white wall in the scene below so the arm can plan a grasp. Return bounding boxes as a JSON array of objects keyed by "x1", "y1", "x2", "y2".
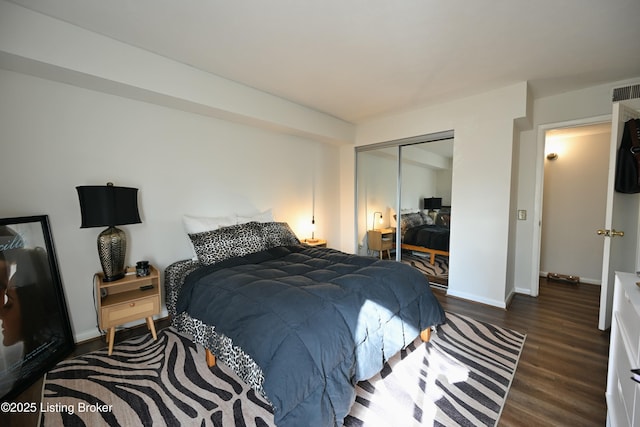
[
  {"x1": 0, "y1": 2, "x2": 355, "y2": 343},
  {"x1": 401, "y1": 164, "x2": 437, "y2": 211},
  {"x1": 356, "y1": 151, "x2": 397, "y2": 251},
  {"x1": 3, "y1": 0, "x2": 640, "y2": 337},
  {"x1": 514, "y1": 77, "x2": 640, "y2": 295},
  {"x1": 349, "y1": 83, "x2": 529, "y2": 308},
  {"x1": 435, "y1": 169, "x2": 453, "y2": 207},
  {"x1": 540, "y1": 130, "x2": 610, "y2": 283},
  {"x1": 0, "y1": 69, "x2": 341, "y2": 342},
  {"x1": 351, "y1": 78, "x2": 640, "y2": 306},
  {"x1": 0, "y1": 1, "x2": 354, "y2": 146},
  {"x1": 401, "y1": 144, "x2": 450, "y2": 211}
]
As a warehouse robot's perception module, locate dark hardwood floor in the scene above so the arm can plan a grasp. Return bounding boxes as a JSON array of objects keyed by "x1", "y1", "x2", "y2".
[
  {"x1": 6, "y1": 277, "x2": 608, "y2": 426},
  {"x1": 433, "y1": 277, "x2": 609, "y2": 426}
]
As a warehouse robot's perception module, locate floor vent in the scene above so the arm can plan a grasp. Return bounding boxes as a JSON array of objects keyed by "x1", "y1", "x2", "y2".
[{"x1": 612, "y1": 83, "x2": 640, "y2": 102}]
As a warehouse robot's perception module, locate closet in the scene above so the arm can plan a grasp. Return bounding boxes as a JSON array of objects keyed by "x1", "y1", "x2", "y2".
[{"x1": 355, "y1": 131, "x2": 453, "y2": 285}]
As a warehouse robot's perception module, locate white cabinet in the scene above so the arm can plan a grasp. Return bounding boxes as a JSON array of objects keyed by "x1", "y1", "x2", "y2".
[{"x1": 606, "y1": 272, "x2": 640, "y2": 426}]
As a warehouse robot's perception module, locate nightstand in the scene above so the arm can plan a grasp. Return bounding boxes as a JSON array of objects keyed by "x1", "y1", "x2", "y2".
[
  {"x1": 367, "y1": 228, "x2": 395, "y2": 259},
  {"x1": 300, "y1": 238, "x2": 327, "y2": 248},
  {"x1": 96, "y1": 265, "x2": 160, "y2": 355}
]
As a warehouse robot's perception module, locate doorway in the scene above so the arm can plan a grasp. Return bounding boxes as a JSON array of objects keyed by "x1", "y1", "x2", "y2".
[
  {"x1": 539, "y1": 123, "x2": 611, "y2": 285},
  {"x1": 531, "y1": 102, "x2": 640, "y2": 329}
]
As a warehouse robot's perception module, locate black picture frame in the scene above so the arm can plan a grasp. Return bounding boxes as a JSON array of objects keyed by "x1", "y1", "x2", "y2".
[{"x1": 0, "y1": 215, "x2": 74, "y2": 401}]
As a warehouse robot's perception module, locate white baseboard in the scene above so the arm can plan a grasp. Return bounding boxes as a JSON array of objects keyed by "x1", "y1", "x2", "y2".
[{"x1": 446, "y1": 288, "x2": 507, "y2": 309}]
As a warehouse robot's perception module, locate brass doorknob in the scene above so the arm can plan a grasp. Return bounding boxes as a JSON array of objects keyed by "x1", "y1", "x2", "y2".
[{"x1": 596, "y1": 229, "x2": 624, "y2": 237}]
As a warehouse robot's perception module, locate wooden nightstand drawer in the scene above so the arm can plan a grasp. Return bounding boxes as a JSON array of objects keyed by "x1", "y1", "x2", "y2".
[
  {"x1": 617, "y1": 288, "x2": 640, "y2": 359},
  {"x1": 101, "y1": 295, "x2": 160, "y2": 329},
  {"x1": 378, "y1": 238, "x2": 394, "y2": 250}
]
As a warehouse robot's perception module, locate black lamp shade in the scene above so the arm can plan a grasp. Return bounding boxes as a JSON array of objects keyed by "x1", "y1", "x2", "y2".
[
  {"x1": 423, "y1": 197, "x2": 442, "y2": 210},
  {"x1": 77, "y1": 185, "x2": 141, "y2": 228}
]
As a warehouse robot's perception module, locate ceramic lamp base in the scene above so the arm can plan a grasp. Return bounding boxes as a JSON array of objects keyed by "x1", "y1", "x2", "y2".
[{"x1": 97, "y1": 226, "x2": 127, "y2": 282}]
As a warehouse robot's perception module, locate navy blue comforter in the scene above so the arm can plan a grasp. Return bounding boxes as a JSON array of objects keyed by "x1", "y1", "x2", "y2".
[
  {"x1": 403, "y1": 224, "x2": 450, "y2": 251},
  {"x1": 176, "y1": 245, "x2": 446, "y2": 427}
]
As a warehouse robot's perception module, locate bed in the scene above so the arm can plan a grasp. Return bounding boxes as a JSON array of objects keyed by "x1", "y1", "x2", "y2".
[
  {"x1": 398, "y1": 211, "x2": 450, "y2": 264},
  {"x1": 165, "y1": 220, "x2": 446, "y2": 427}
]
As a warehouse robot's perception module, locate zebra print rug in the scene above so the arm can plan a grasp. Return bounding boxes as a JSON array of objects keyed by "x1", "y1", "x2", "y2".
[
  {"x1": 40, "y1": 312, "x2": 525, "y2": 426},
  {"x1": 401, "y1": 252, "x2": 449, "y2": 288},
  {"x1": 345, "y1": 311, "x2": 525, "y2": 426}
]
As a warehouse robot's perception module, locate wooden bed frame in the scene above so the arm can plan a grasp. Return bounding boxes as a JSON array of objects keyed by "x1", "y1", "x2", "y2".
[
  {"x1": 401, "y1": 243, "x2": 449, "y2": 265},
  {"x1": 205, "y1": 327, "x2": 433, "y2": 368}
]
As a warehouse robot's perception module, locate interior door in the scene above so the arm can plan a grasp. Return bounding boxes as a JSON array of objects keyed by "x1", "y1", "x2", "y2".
[{"x1": 598, "y1": 100, "x2": 640, "y2": 330}]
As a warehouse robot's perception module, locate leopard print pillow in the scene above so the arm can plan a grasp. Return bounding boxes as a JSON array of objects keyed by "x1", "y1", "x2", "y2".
[
  {"x1": 260, "y1": 222, "x2": 300, "y2": 249},
  {"x1": 189, "y1": 221, "x2": 266, "y2": 265},
  {"x1": 399, "y1": 211, "x2": 425, "y2": 236}
]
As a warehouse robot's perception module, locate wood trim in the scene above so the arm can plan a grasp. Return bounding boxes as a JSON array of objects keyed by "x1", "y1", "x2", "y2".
[
  {"x1": 206, "y1": 349, "x2": 216, "y2": 367},
  {"x1": 400, "y1": 243, "x2": 449, "y2": 265},
  {"x1": 146, "y1": 316, "x2": 157, "y2": 340}
]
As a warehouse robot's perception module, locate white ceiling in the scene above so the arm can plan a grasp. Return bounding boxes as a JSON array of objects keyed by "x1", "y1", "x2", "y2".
[
  {"x1": 546, "y1": 122, "x2": 612, "y2": 139},
  {"x1": 8, "y1": 0, "x2": 640, "y2": 123}
]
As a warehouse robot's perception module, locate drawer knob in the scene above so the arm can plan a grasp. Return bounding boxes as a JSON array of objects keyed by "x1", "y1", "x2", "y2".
[{"x1": 129, "y1": 302, "x2": 136, "y2": 307}]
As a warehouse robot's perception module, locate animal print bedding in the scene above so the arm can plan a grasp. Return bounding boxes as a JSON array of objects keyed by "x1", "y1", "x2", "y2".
[{"x1": 174, "y1": 245, "x2": 446, "y2": 427}]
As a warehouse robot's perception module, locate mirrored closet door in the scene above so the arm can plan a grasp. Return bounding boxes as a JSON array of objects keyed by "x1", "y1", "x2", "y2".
[
  {"x1": 356, "y1": 145, "x2": 398, "y2": 257},
  {"x1": 399, "y1": 141, "x2": 453, "y2": 288},
  {"x1": 356, "y1": 131, "x2": 453, "y2": 287}
]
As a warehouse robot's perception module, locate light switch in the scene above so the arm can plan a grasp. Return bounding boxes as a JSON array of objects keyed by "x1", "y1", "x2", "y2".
[{"x1": 517, "y1": 210, "x2": 527, "y2": 220}]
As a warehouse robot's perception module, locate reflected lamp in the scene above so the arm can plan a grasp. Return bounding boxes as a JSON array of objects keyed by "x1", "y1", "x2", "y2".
[
  {"x1": 372, "y1": 211, "x2": 383, "y2": 230},
  {"x1": 423, "y1": 197, "x2": 442, "y2": 211}
]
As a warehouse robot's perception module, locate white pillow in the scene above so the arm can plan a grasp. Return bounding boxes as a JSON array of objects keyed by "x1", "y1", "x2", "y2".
[
  {"x1": 183, "y1": 214, "x2": 236, "y2": 234},
  {"x1": 236, "y1": 208, "x2": 274, "y2": 224}
]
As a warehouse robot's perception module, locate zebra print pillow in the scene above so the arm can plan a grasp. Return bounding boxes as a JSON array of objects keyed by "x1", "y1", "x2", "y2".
[{"x1": 189, "y1": 221, "x2": 266, "y2": 265}]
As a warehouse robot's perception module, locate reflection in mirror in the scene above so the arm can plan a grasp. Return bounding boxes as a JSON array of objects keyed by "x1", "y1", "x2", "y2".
[
  {"x1": 399, "y1": 140, "x2": 453, "y2": 288},
  {"x1": 356, "y1": 147, "x2": 398, "y2": 257},
  {"x1": 356, "y1": 132, "x2": 453, "y2": 289}
]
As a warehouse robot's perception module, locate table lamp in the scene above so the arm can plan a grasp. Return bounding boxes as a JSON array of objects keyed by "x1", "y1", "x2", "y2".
[{"x1": 76, "y1": 183, "x2": 141, "y2": 282}]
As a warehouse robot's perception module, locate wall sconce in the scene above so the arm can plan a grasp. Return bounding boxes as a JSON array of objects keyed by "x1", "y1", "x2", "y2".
[
  {"x1": 372, "y1": 211, "x2": 383, "y2": 230},
  {"x1": 546, "y1": 152, "x2": 558, "y2": 160}
]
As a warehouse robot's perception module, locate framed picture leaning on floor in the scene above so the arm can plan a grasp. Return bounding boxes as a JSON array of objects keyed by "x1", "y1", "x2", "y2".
[{"x1": 0, "y1": 215, "x2": 74, "y2": 401}]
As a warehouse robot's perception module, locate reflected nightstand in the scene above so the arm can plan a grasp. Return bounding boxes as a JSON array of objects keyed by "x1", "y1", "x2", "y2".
[
  {"x1": 300, "y1": 238, "x2": 327, "y2": 248},
  {"x1": 367, "y1": 228, "x2": 395, "y2": 259}
]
